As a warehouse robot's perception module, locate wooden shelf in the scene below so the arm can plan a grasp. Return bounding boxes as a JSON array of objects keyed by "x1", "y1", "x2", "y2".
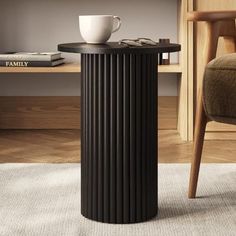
[
  {"x1": 0, "y1": 63, "x2": 182, "y2": 74},
  {"x1": 158, "y1": 64, "x2": 182, "y2": 73},
  {"x1": 0, "y1": 63, "x2": 81, "y2": 73}
]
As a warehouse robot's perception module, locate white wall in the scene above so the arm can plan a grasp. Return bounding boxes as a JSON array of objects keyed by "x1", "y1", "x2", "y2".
[{"x1": 0, "y1": 0, "x2": 178, "y2": 96}]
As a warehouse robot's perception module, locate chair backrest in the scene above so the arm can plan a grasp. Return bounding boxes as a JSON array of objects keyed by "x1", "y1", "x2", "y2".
[{"x1": 187, "y1": 11, "x2": 236, "y2": 64}]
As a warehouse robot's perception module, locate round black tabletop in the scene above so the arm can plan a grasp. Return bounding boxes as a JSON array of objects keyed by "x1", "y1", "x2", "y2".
[{"x1": 58, "y1": 42, "x2": 181, "y2": 54}]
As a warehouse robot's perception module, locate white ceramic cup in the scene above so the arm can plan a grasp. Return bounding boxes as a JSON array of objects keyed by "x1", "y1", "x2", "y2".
[{"x1": 79, "y1": 15, "x2": 121, "y2": 44}]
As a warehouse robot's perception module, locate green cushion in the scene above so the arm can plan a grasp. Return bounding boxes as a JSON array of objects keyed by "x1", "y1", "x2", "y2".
[{"x1": 203, "y1": 53, "x2": 236, "y2": 124}]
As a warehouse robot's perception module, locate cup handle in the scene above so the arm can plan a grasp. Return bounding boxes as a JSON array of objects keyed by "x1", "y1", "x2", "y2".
[{"x1": 112, "y1": 16, "x2": 121, "y2": 33}]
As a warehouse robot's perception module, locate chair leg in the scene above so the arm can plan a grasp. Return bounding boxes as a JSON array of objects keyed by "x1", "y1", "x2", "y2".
[{"x1": 188, "y1": 97, "x2": 208, "y2": 198}]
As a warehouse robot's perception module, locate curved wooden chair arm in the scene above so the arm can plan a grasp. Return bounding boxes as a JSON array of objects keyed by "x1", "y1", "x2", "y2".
[
  {"x1": 187, "y1": 11, "x2": 236, "y2": 22},
  {"x1": 188, "y1": 9, "x2": 236, "y2": 199}
]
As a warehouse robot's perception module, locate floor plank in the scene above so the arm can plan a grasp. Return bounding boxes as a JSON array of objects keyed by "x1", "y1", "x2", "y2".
[
  {"x1": 0, "y1": 130, "x2": 80, "y2": 163},
  {"x1": 0, "y1": 130, "x2": 235, "y2": 163}
]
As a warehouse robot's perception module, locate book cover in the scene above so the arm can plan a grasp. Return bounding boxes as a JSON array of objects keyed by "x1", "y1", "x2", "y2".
[
  {"x1": 0, "y1": 52, "x2": 62, "y2": 62},
  {"x1": 0, "y1": 58, "x2": 65, "y2": 67}
]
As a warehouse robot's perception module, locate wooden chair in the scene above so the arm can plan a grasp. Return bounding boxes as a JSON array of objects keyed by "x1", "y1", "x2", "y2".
[{"x1": 187, "y1": 11, "x2": 236, "y2": 198}]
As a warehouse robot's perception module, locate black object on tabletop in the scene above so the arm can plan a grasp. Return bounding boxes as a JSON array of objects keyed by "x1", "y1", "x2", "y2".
[
  {"x1": 58, "y1": 42, "x2": 181, "y2": 224},
  {"x1": 159, "y1": 39, "x2": 171, "y2": 65}
]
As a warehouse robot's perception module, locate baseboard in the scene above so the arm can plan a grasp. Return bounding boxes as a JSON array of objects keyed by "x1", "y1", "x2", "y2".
[
  {"x1": 158, "y1": 96, "x2": 177, "y2": 130},
  {"x1": 0, "y1": 96, "x2": 177, "y2": 130},
  {"x1": 0, "y1": 96, "x2": 80, "y2": 129},
  {"x1": 206, "y1": 121, "x2": 236, "y2": 132}
]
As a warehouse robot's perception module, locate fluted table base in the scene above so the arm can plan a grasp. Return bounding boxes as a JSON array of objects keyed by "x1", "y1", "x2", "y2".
[{"x1": 81, "y1": 53, "x2": 158, "y2": 224}]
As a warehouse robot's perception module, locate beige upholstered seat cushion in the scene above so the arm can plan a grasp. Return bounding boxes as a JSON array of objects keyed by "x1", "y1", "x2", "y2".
[{"x1": 203, "y1": 53, "x2": 236, "y2": 124}]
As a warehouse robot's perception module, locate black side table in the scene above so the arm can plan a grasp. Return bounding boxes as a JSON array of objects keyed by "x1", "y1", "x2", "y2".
[{"x1": 58, "y1": 42, "x2": 181, "y2": 224}]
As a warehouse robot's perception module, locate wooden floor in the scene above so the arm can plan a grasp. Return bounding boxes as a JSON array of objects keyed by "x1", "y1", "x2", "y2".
[{"x1": 0, "y1": 130, "x2": 235, "y2": 163}]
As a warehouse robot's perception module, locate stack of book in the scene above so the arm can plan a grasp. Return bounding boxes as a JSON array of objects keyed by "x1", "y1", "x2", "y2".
[{"x1": 0, "y1": 52, "x2": 64, "y2": 67}]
